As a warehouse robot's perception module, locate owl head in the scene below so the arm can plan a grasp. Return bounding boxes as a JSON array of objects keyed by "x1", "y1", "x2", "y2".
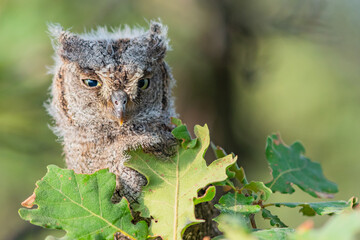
[{"x1": 47, "y1": 21, "x2": 177, "y2": 151}]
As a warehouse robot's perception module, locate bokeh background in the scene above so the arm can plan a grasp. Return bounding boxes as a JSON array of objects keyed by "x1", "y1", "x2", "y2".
[{"x1": 1, "y1": 0, "x2": 360, "y2": 239}]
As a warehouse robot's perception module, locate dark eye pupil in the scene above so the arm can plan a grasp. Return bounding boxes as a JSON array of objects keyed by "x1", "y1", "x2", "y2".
[
  {"x1": 138, "y1": 78, "x2": 150, "y2": 89},
  {"x1": 138, "y1": 79, "x2": 145, "y2": 88},
  {"x1": 85, "y1": 79, "x2": 98, "y2": 87}
]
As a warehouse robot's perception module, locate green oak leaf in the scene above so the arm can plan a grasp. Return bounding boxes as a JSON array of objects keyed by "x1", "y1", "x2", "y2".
[
  {"x1": 212, "y1": 236, "x2": 227, "y2": 240},
  {"x1": 211, "y1": 143, "x2": 246, "y2": 187},
  {"x1": 125, "y1": 122, "x2": 237, "y2": 240},
  {"x1": 243, "y1": 181, "x2": 272, "y2": 201},
  {"x1": 274, "y1": 197, "x2": 357, "y2": 216},
  {"x1": 211, "y1": 143, "x2": 228, "y2": 159},
  {"x1": 214, "y1": 192, "x2": 261, "y2": 224},
  {"x1": 171, "y1": 118, "x2": 197, "y2": 149},
  {"x1": 265, "y1": 134, "x2": 338, "y2": 198},
  {"x1": 214, "y1": 215, "x2": 293, "y2": 240},
  {"x1": 261, "y1": 209, "x2": 288, "y2": 228},
  {"x1": 214, "y1": 214, "x2": 257, "y2": 240},
  {"x1": 18, "y1": 165, "x2": 148, "y2": 240},
  {"x1": 290, "y1": 210, "x2": 360, "y2": 240},
  {"x1": 170, "y1": 117, "x2": 183, "y2": 126},
  {"x1": 254, "y1": 228, "x2": 294, "y2": 240},
  {"x1": 193, "y1": 186, "x2": 216, "y2": 205},
  {"x1": 211, "y1": 143, "x2": 235, "y2": 179},
  {"x1": 230, "y1": 165, "x2": 246, "y2": 184}
]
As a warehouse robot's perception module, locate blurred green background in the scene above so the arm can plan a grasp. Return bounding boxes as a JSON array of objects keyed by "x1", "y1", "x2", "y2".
[{"x1": 1, "y1": 0, "x2": 360, "y2": 239}]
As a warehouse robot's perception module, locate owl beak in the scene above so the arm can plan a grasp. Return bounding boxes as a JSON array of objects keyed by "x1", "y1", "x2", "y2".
[{"x1": 111, "y1": 90, "x2": 128, "y2": 126}]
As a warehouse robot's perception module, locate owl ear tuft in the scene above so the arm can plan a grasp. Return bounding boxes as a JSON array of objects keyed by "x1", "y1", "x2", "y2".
[
  {"x1": 147, "y1": 21, "x2": 170, "y2": 61},
  {"x1": 47, "y1": 23, "x2": 83, "y2": 62},
  {"x1": 150, "y1": 22, "x2": 164, "y2": 35},
  {"x1": 47, "y1": 23, "x2": 65, "y2": 40}
]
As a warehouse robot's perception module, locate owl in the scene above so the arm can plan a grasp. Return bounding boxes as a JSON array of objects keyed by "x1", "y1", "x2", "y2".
[{"x1": 46, "y1": 21, "x2": 178, "y2": 202}]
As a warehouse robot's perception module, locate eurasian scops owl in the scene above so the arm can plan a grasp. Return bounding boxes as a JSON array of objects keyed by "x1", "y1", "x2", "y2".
[{"x1": 46, "y1": 21, "x2": 177, "y2": 202}]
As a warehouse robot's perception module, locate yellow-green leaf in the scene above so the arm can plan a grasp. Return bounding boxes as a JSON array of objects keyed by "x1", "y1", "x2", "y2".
[{"x1": 126, "y1": 122, "x2": 237, "y2": 240}]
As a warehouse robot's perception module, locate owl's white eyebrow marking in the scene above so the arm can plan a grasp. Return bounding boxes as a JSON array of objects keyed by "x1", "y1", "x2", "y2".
[
  {"x1": 129, "y1": 71, "x2": 144, "y2": 82},
  {"x1": 95, "y1": 64, "x2": 116, "y2": 78}
]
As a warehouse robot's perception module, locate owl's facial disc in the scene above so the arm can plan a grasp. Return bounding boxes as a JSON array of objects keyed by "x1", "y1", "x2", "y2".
[{"x1": 111, "y1": 90, "x2": 128, "y2": 126}]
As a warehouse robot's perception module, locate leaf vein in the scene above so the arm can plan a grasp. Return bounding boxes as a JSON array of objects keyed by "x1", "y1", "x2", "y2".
[
  {"x1": 44, "y1": 176, "x2": 135, "y2": 240},
  {"x1": 133, "y1": 152, "x2": 175, "y2": 187}
]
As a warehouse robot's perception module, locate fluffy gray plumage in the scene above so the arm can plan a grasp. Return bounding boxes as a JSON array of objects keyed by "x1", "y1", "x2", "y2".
[{"x1": 46, "y1": 21, "x2": 177, "y2": 202}]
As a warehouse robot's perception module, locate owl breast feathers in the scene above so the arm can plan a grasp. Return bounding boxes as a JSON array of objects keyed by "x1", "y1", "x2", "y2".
[{"x1": 46, "y1": 21, "x2": 178, "y2": 202}]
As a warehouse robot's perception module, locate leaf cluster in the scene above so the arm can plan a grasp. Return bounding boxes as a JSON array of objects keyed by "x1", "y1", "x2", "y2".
[{"x1": 19, "y1": 119, "x2": 359, "y2": 240}]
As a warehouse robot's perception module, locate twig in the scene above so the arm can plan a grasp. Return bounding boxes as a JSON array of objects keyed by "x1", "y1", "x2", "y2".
[{"x1": 249, "y1": 214, "x2": 257, "y2": 229}]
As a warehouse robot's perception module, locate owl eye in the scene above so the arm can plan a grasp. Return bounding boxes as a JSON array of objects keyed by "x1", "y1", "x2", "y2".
[
  {"x1": 82, "y1": 79, "x2": 101, "y2": 88},
  {"x1": 138, "y1": 78, "x2": 150, "y2": 90}
]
